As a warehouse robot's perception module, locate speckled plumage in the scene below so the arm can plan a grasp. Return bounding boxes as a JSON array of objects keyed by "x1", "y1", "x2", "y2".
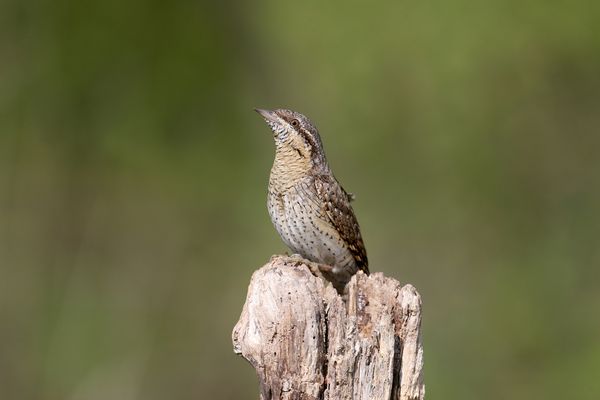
[{"x1": 256, "y1": 108, "x2": 368, "y2": 292}]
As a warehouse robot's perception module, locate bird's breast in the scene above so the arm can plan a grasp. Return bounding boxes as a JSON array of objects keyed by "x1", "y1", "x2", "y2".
[{"x1": 267, "y1": 179, "x2": 355, "y2": 271}]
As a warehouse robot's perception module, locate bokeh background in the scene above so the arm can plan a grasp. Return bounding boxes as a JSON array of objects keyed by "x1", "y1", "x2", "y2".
[{"x1": 2, "y1": 0, "x2": 599, "y2": 399}]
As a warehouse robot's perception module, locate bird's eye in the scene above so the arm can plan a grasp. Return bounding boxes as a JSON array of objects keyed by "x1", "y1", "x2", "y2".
[{"x1": 291, "y1": 119, "x2": 300, "y2": 127}]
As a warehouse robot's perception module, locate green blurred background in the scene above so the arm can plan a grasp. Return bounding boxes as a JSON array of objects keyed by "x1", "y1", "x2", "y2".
[{"x1": 1, "y1": 0, "x2": 599, "y2": 399}]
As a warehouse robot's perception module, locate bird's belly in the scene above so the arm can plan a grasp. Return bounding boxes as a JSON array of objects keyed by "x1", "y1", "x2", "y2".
[{"x1": 267, "y1": 186, "x2": 354, "y2": 270}]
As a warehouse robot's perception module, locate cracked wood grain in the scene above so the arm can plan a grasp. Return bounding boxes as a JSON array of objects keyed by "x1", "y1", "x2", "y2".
[{"x1": 232, "y1": 255, "x2": 425, "y2": 400}]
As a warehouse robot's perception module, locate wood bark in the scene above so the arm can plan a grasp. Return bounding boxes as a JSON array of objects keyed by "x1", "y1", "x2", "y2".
[{"x1": 232, "y1": 255, "x2": 425, "y2": 400}]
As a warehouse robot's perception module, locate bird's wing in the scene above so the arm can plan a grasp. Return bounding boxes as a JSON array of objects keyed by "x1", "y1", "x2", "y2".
[{"x1": 314, "y1": 174, "x2": 369, "y2": 274}]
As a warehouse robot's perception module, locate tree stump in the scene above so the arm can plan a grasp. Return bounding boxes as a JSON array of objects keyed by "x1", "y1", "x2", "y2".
[{"x1": 232, "y1": 255, "x2": 425, "y2": 400}]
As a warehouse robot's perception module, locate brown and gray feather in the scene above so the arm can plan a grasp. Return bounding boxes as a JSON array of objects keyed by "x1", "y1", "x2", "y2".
[{"x1": 314, "y1": 174, "x2": 369, "y2": 274}]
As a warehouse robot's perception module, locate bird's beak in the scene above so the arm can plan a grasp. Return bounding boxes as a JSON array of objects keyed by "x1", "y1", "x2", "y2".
[{"x1": 254, "y1": 108, "x2": 278, "y2": 124}]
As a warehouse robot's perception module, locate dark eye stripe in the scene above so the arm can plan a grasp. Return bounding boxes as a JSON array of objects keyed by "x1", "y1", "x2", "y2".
[
  {"x1": 299, "y1": 128, "x2": 318, "y2": 150},
  {"x1": 280, "y1": 113, "x2": 321, "y2": 155}
]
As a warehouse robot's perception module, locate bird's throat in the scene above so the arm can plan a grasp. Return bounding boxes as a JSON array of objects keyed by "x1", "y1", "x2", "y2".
[{"x1": 270, "y1": 146, "x2": 312, "y2": 193}]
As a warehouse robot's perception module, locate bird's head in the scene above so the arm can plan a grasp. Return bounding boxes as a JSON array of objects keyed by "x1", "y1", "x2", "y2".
[{"x1": 255, "y1": 108, "x2": 327, "y2": 169}]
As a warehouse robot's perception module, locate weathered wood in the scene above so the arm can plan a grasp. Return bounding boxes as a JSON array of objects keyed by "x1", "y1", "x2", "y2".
[{"x1": 233, "y1": 255, "x2": 425, "y2": 400}]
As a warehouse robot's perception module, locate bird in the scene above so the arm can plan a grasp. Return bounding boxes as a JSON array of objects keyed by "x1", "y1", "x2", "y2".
[{"x1": 255, "y1": 108, "x2": 368, "y2": 293}]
